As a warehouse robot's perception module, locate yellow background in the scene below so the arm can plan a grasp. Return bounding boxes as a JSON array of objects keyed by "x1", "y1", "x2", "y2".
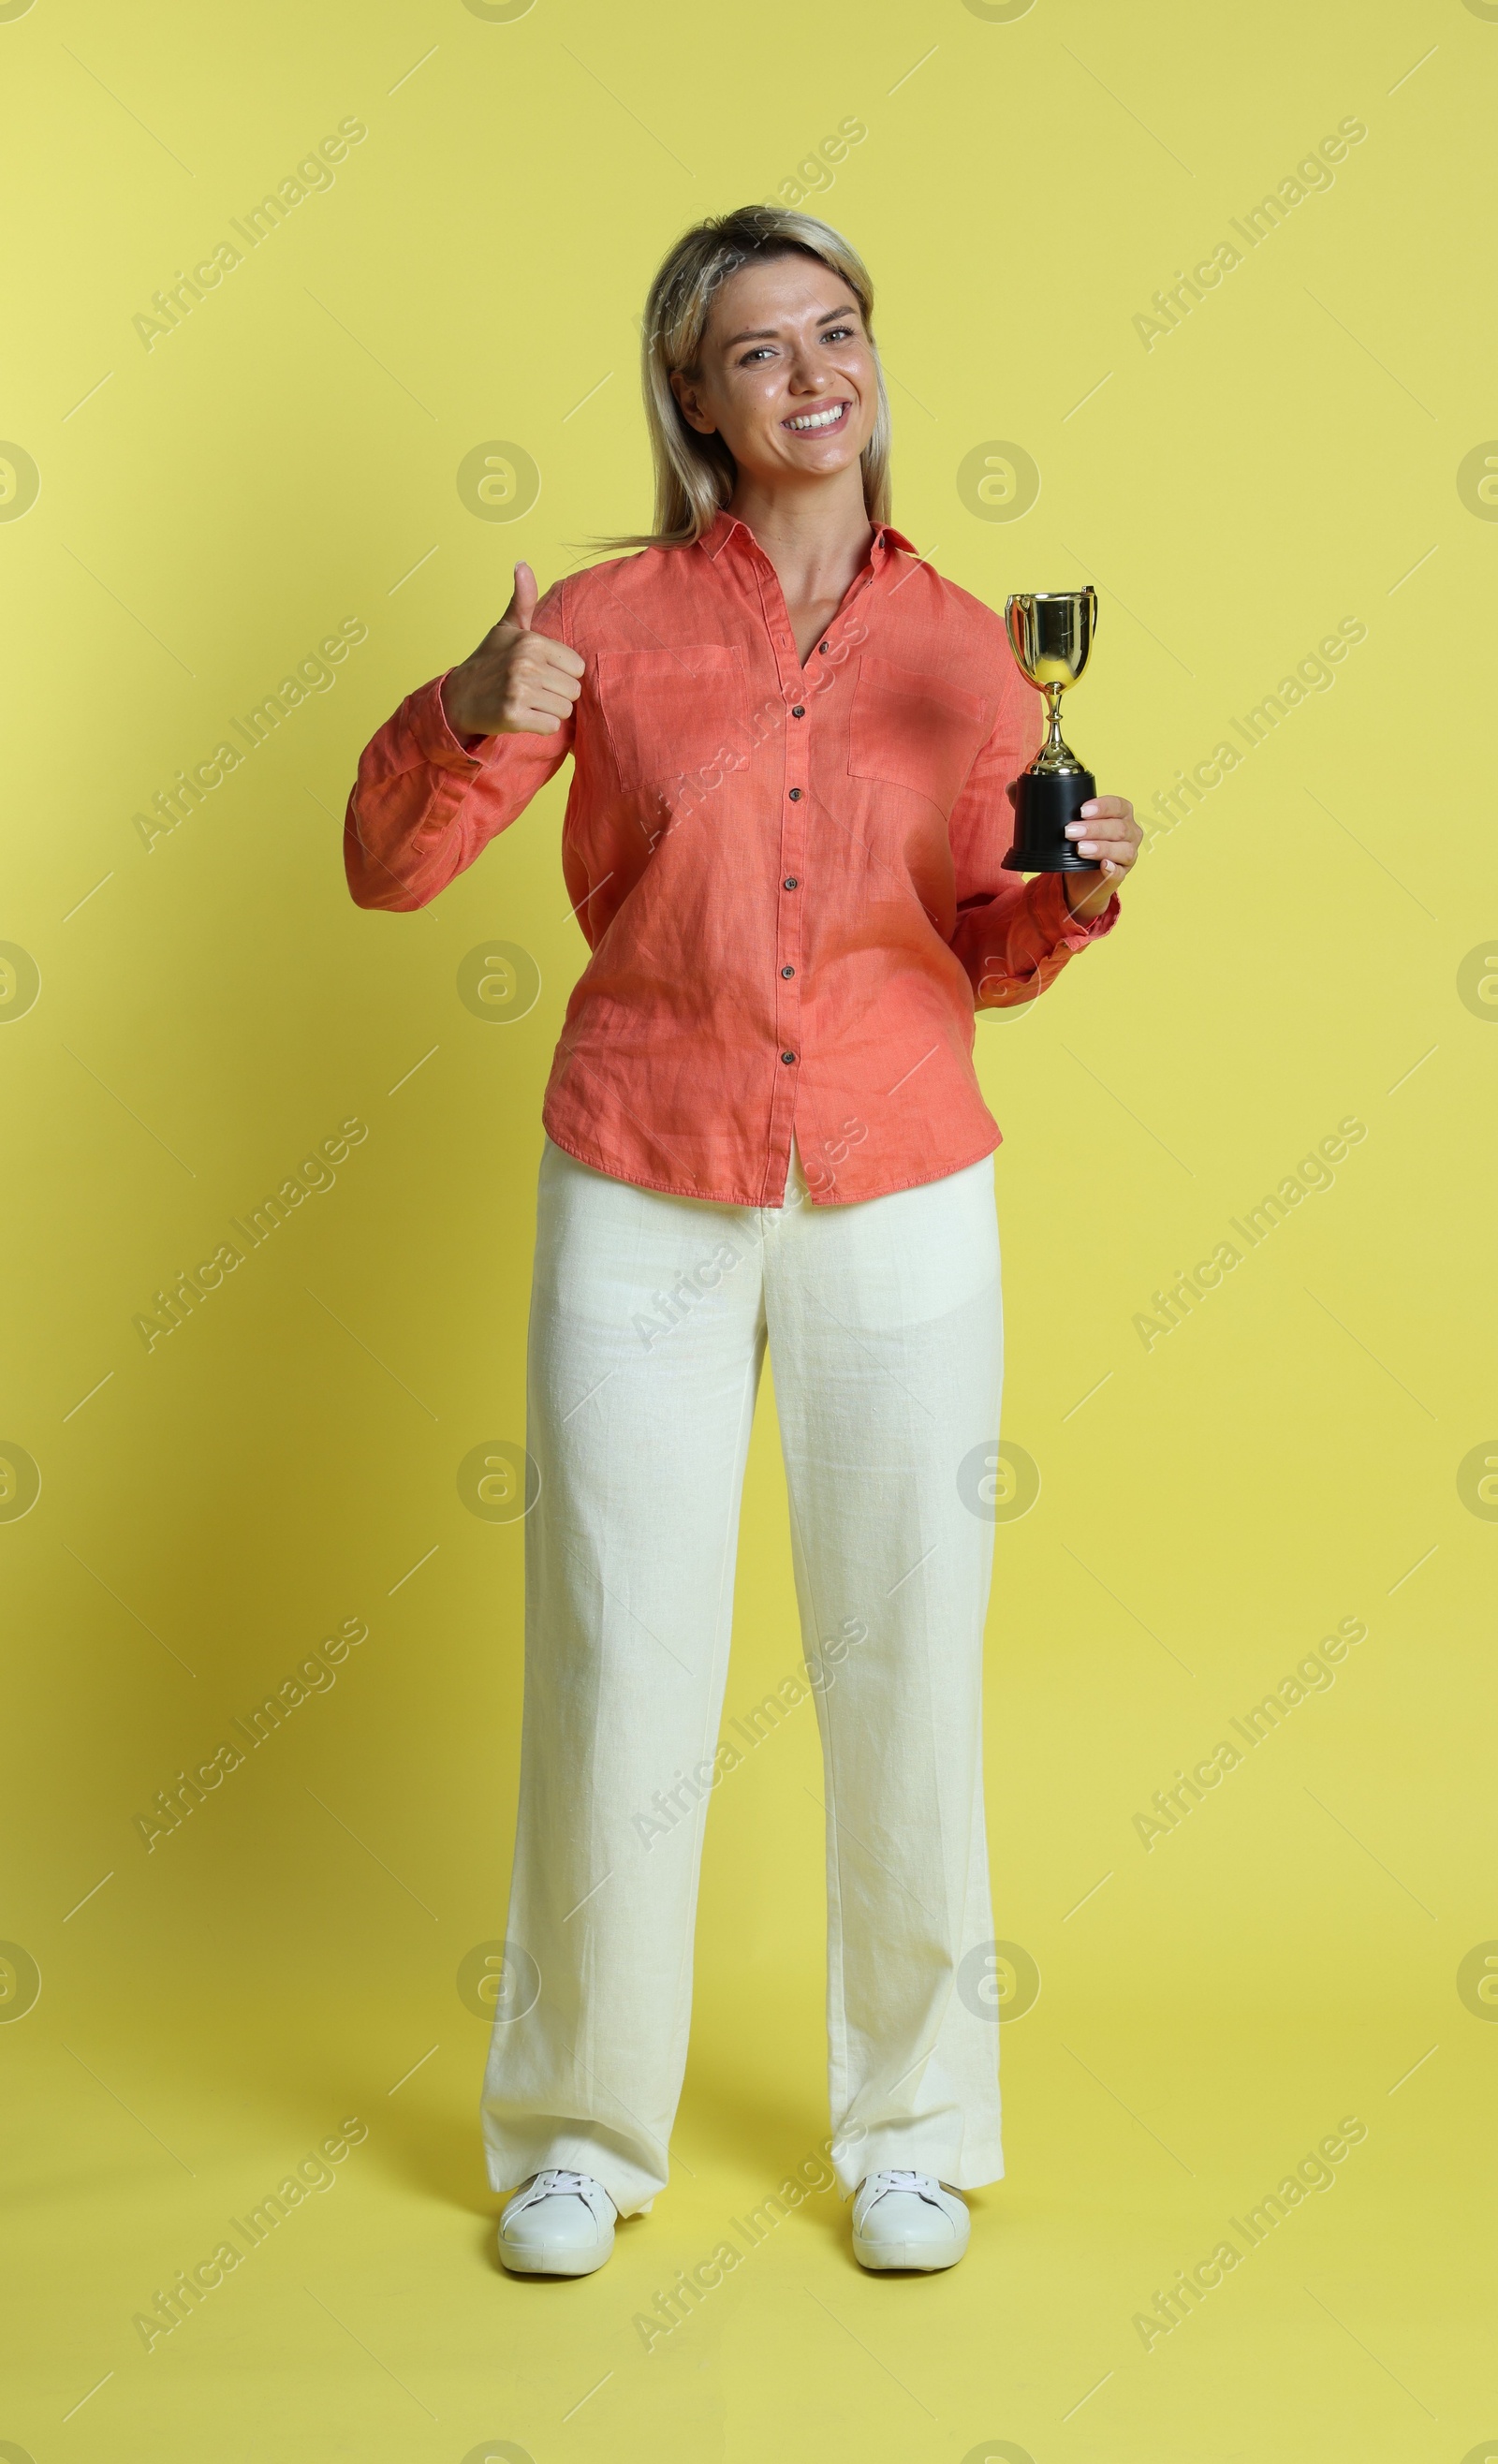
[{"x1": 3, "y1": 0, "x2": 1495, "y2": 2456}]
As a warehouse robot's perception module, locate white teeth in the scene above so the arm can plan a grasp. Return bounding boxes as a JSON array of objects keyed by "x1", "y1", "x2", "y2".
[{"x1": 786, "y1": 403, "x2": 845, "y2": 431}]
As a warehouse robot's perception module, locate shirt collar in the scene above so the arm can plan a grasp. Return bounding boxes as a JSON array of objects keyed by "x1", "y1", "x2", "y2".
[{"x1": 698, "y1": 506, "x2": 919, "y2": 570}]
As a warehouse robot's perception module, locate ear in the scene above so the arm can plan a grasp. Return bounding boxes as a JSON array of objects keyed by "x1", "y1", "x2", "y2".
[{"x1": 669, "y1": 367, "x2": 716, "y2": 436}]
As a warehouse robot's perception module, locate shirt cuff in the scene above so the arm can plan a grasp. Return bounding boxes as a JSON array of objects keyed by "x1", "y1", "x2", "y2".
[
  {"x1": 1039, "y1": 870, "x2": 1122, "y2": 950},
  {"x1": 408, "y1": 672, "x2": 490, "y2": 773}
]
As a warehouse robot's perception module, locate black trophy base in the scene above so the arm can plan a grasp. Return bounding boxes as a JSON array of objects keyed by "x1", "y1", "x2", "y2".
[{"x1": 1002, "y1": 766, "x2": 1100, "y2": 873}]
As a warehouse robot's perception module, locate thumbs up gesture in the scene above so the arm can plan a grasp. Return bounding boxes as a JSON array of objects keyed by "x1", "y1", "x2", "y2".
[{"x1": 441, "y1": 563, "x2": 586, "y2": 741}]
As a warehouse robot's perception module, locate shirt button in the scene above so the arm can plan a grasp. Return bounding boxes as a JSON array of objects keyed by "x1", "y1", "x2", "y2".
[
  {"x1": 780, "y1": 1050, "x2": 796, "y2": 1064},
  {"x1": 817, "y1": 640, "x2": 830, "y2": 653},
  {"x1": 791, "y1": 705, "x2": 805, "y2": 719},
  {"x1": 783, "y1": 875, "x2": 799, "y2": 889},
  {"x1": 788, "y1": 787, "x2": 802, "y2": 801},
  {"x1": 781, "y1": 964, "x2": 795, "y2": 978}
]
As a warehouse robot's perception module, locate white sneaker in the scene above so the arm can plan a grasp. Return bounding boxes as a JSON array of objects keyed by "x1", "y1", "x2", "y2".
[
  {"x1": 498, "y1": 2168, "x2": 616, "y2": 2276},
  {"x1": 852, "y1": 2170, "x2": 970, "y2": 2272}
]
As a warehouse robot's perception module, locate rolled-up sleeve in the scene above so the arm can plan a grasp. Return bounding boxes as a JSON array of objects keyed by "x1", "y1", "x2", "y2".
[
  {"x1": 343, "y1": 580, "x2": 574, "y2": 912},
  {"x1": 946, "y1": 656, "x2": 1121, "y2": 1008}
]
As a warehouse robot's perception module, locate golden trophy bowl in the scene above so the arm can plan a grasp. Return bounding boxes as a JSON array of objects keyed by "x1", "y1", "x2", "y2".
[{"x1": 1002, "y1": 588, "x2": 1100, "y2": 873}]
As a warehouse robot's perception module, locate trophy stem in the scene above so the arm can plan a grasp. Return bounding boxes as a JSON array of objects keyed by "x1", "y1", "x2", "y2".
[{"x1": 1035, "y1": 682, "x2": 1080, "y2": 775}]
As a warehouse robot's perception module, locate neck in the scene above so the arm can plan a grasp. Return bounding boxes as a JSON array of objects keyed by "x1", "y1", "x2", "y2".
[{"x1": 725, "y1": 466, "x2": 875, "y2": 604}]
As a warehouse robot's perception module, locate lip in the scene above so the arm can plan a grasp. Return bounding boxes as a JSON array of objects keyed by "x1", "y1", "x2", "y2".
[{"x1": 782, "y1": 399, "x2": 853, "y2": 437}]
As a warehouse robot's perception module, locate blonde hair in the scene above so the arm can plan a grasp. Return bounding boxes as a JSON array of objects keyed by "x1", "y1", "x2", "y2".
[{"x1": 593, "y1": 206, "x2": 892, "y2": 553}]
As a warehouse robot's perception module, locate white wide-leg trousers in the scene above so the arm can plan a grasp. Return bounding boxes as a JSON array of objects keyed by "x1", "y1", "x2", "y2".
[{"x1": 480, "y1": 1130, "x2": 1007, "y2": 2215}]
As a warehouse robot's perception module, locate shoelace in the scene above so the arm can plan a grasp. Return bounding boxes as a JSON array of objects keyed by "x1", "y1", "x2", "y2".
[
  {"x1": 863, "y1": 2168, "x2": 941, "y2": 2202},
  {"x1": 514, "y1": 2166, "x2": 615, "y2": 2220}
]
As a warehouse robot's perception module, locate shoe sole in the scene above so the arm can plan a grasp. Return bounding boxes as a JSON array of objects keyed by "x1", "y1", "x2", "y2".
[
  {"x1": 852, "y1": 2231, "x2": 968, "y2": 2272},
  {"x1": 499, "y1": 2235, "x2": 614, "y2": 2278}
]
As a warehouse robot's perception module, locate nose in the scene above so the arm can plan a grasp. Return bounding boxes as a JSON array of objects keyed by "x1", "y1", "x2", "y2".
[{"x1": 785, "y1": 335, "x2": 830, "y2": 389}]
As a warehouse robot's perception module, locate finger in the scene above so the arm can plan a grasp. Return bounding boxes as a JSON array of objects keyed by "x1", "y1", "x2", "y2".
[
  {"x1": 1067, "y1": 836, "x2": 1135, "y2": 865},
  {"x1": 1078, "y1": 797, "x2": 1132, "y2": 820},
  {"x1": 505, "y1": 628, "x2": 584, "y2": 682},
  {"x1": 500, "y1": 560, "x2": 538, "y2": 633},
  {"x1": 511, "y1": 653, "x2": 581, "y2": 705},
  {"x1": 1065, "y1": 820, "x2": 1133, "y2": 848},
  {"x1": 523, "y1": 634, "x2": 587, "y2": 682},
  {"x1": 506, "y1": 688, "x2": 576, "y2": 729},
  {"x1": 1067, "y1": 810, "x2": 1136, "y2": 836}
]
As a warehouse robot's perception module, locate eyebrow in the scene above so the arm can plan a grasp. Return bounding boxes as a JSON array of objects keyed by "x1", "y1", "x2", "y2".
[{"x1": 720, "y1": 302, "x2": 860, "y2": 348}]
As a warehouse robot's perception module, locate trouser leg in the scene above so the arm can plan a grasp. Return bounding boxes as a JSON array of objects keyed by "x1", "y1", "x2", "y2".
[
  {"x1": 480, "y1": 1138, "x2": 767, "y2": 2217},
  {"x1": 766, "y1": 1146, "x2": 1006, "y2": 2194}
]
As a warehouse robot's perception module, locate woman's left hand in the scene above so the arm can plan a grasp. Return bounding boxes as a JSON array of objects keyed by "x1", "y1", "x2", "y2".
[{"x1": 1062, "y1": 796, "x2": 1141, "y2": 920}]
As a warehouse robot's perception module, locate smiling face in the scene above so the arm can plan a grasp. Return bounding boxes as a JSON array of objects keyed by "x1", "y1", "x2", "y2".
[{"x1": 669, "y1": 251, "x2": 878, "y2": 498}]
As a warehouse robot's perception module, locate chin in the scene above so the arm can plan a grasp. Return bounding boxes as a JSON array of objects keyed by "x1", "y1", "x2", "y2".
[{"x1": 777, "y1": 429, "x2": 869, "y2": 472}]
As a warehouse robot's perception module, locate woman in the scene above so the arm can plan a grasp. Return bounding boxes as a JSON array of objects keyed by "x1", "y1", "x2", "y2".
[{"x1": 344, "y1": 206, "x2": 1139, "y2": 2278}]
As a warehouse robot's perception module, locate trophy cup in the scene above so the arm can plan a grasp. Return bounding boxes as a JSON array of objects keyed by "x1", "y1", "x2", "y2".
[{"x1": 1002, "y1": 588, "x2": 1099, "y2": 873}]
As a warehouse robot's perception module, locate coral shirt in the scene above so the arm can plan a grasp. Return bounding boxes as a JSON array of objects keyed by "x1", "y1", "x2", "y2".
[{"x1": 344, "y1": 508, "x2": 1120, "y2": 1205}]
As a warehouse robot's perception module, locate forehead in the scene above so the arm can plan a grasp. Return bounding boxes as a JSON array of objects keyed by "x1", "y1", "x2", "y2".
[{"x1": 703, "y1": 253, "x2": 860, "y2": 344}]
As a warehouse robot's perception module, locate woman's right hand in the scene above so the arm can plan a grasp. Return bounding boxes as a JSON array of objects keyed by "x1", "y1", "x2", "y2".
[{"x1": 441, "y1": 563, "x2": 585, "y2": 741}]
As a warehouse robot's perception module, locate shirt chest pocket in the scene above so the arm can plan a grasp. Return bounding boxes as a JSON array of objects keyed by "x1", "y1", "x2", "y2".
[
  {"x1": 594, "y1": 644, "x2": 754, "y2": 789},
  {"x1": 846, "y1": 652, "x2": 991, "y2": 818}
]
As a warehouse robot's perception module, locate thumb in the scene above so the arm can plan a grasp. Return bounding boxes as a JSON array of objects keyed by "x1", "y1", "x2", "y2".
[{"x1": 501, "y1": 560, "x2": 537, "y2": 632}]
